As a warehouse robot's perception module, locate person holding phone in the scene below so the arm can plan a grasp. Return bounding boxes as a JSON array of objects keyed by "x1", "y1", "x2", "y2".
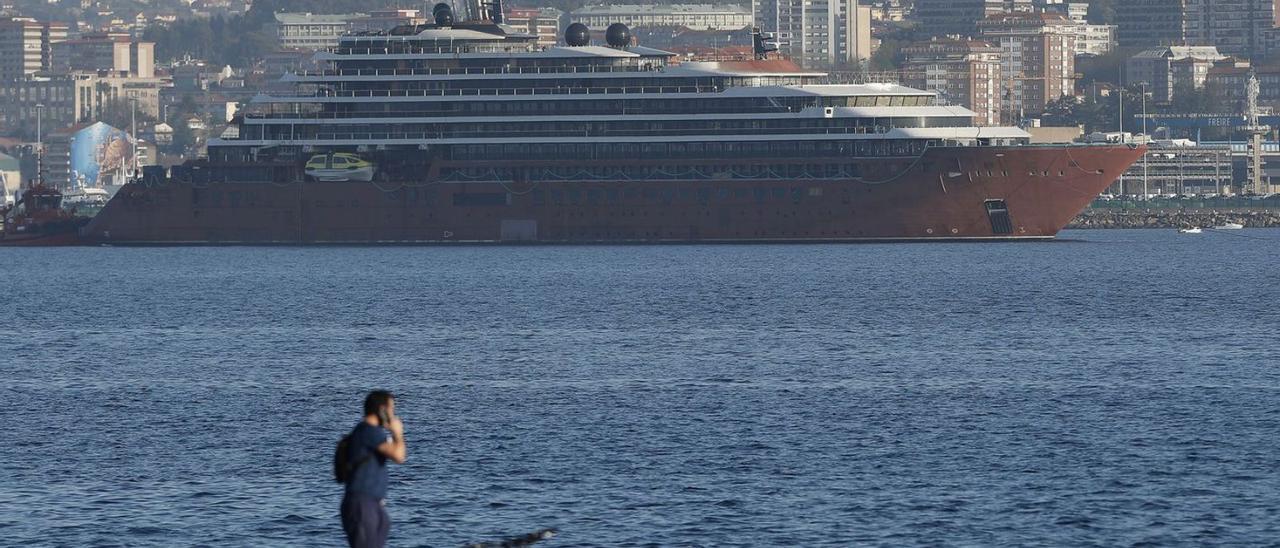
[{"x1": 341, "y1": 390, "x2": 407, "y2": 548}]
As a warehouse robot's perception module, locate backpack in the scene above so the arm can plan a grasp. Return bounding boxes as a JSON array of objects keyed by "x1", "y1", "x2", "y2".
[{"x1": 333, "y1": 433, "x2": 375, "y2": 484}]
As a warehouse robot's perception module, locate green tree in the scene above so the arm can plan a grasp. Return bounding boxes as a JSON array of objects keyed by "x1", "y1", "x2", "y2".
[
  {"x1": 1041, "y1": 95, "x2": 1091, "y2": 127},
  {"x1": 869, "y1": 39, "x2": 904, "y2": 71},
  {"x1": 95, "y1": 99, "x2": 157, "y2": 135},
  {"x1": 1075, "y1": 49, "x2": 1131, "y2": 88},
  {"x1": 166, "y1": 123, "x2": 196, "y2": 156}
]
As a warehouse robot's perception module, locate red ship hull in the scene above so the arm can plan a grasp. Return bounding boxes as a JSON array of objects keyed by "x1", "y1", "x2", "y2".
[
  {"x1": 0, "y1": 232, "x2": 85, "y2": 246},
  {"x1": 84, "y1": 145, "x2": 1145, "y2": 244}
]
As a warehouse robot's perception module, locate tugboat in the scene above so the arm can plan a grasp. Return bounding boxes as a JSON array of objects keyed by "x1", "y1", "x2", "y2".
[{"x1": 0, "y1": 182, "x2": 90, "y2": 245}]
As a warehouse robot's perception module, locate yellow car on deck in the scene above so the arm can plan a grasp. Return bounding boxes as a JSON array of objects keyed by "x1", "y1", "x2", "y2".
[{"x1": 304, "y1": 153, "x2": 376, "y2": 182}]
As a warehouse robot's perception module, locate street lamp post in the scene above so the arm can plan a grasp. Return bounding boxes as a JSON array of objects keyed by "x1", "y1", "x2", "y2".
[
  {"x1": 1115, "y1": 89, "x2": 1124, "y2": 197},
  {"x1": 1141, "y1": 83, "x2": 1149, "y2": 200}
]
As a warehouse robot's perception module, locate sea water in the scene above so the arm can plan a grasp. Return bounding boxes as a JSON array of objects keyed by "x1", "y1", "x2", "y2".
[{"x1": 2, "y1": 230, "x2": 1279, "y2": 546}]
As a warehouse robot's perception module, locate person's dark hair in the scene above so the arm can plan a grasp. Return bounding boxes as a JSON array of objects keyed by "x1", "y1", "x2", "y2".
[{"x1": 363, "y1": 390, "x2": 394, "y2": 417}]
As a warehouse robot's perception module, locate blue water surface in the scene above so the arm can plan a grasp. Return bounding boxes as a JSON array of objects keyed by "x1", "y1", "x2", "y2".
[{"x1": 2, "y1": 229, "x2": 1279, "y2": 547}]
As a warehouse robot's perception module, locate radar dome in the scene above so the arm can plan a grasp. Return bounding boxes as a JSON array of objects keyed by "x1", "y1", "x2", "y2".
[
  {"x1": 564, "y1": 23, "x2": 590, "y2": 47},
  {"x1": 605, "y1": 23, "x2": 631, "y2": 48}
]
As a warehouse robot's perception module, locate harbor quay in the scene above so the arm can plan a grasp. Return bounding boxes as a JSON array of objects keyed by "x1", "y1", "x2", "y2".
[{"x1": 1070, "y1": 198, "x2": 1280, "y2": 228}]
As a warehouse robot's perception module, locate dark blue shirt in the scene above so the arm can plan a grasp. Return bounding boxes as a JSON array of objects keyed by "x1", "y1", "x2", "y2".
[{"x1": 345, "y1": 422, "x2": 392, "y2": 499}]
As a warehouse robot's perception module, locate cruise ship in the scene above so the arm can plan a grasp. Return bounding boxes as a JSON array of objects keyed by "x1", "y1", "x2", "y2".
[{"x1": 84, "y1": 3, "x2": 1145, "y2": 244}]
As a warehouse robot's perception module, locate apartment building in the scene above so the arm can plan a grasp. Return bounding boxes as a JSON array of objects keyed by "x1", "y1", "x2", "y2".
[
  {"x1": 761, "y1": 0, "x2": 871, "y2": 68},
  {"x1": 1114, "y1": 0, "x2": 1192, "y2": 49},
  {"x1": 914, "y1": 0, "x2": 1031, "y2": 38},
  {"x1": 570, "y1": 4, "x2": 753, "y2": 32},
  {"x1": 1184, "y1": 0, "x2": 1273, "y2": 58},
  {"x1": 274, "y1": 12, "x2": 364, "y2": 50},
  {"x1": 902, "y1": 38, "x2": 1004, "y2": 126},
  {"x1": 0, "y1": 72, "x2": 165, "y2": 132},
  {"x1": 978, "y1": 12, "x2": 1077, "y2": 118},
  {"x1": 0, "y1": 17, "x2": 69, "y2": 80},
  {"x1": 52, "y1": 33, "x2": 155, "y2": 78},
  {"x1": 506, "y1": 7, "x2": 563, "y2": 47},
  {"x1": 1127, "y1": 46, "x2": 1225, "y2": 102}
]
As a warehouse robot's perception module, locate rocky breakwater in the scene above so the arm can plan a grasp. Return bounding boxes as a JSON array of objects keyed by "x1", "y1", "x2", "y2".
[{"x1": 1069, "y1": 209, "x2": 1280, "y2": 229}]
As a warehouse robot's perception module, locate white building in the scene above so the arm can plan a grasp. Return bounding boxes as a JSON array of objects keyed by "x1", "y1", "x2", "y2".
[
  {"x1": 0, "y1": 152, "x2": 19, "y2": 206},
  {"x1": 570, "y1": 4, "x2": 753, "y2": 32},
  {"x1": 1076, "y1": 23, "x2": 1115, "y2": 56},
  {"x1": 506, "y1": 7, "x2": 563, "y2": 47},
  {"x1": 0, "y1": 17, "x2": 69, "y2": 80},
  {"x1": 761, "y1": 0, "x2": 871, "y2": 68},
  {"x1": 275, "y1": 13, "x2": 364, "y2": 50}
]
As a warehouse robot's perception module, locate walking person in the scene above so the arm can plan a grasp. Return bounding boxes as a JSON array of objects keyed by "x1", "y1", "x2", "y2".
[{"x1": 337, "y1": 390, "x2": 407, "y2": 548}]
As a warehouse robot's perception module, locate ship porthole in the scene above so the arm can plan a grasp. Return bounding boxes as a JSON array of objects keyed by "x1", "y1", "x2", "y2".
[
  {"x1": 951, "y1": 228, "x2": 959, "y2": 234},
  {"x1": 926, "y1": 228, "x2": 934, "y2": 234}
]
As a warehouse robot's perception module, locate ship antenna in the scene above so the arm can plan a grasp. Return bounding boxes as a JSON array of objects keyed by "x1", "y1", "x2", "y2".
[
  {"x1": 488, "y1": 0, "x2": 504, "y2": 24},
  {"x1": 752, "y1": 27, "x2": 778, "y2": 60}
]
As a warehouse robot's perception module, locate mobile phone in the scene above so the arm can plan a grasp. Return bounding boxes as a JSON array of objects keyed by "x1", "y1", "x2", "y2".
[{"x1": 378, "y1": 409, "x2": 391, "y2": 427}]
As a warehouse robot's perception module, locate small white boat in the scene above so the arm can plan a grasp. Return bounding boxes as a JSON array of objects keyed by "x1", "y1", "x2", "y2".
[
  {"x1": 62, "y1": 187, "x2": 110, "y2": 207},
  {"x1": 1178, "y1": 227, "x2": 1202, "y2": 234},
  {"x1": 1213, "y1": 222, "x2": 1244, "y2": 230}
]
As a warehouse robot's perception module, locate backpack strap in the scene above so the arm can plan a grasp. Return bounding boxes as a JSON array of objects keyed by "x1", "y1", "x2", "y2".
[{"x1": 343, "y1": 451, "x2": 377, "y2": 483}]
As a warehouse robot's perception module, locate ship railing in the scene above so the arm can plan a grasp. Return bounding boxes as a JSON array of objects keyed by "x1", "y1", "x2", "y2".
[
  {"x1": 289, "y1": 65, "x2": 664, "y2": 78},
  {"x1": 328, "y1": 45, "x2": 539, "y2": 56},
  {"x1": 297, "y1": 126, "x2": 895, "y2": 141},
  {"x1": 243, "y1": 105, "x2": 794, "y2": 120},
  {"x1": 253, "y1": 85, "x2": 724, "y2": 100}
]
